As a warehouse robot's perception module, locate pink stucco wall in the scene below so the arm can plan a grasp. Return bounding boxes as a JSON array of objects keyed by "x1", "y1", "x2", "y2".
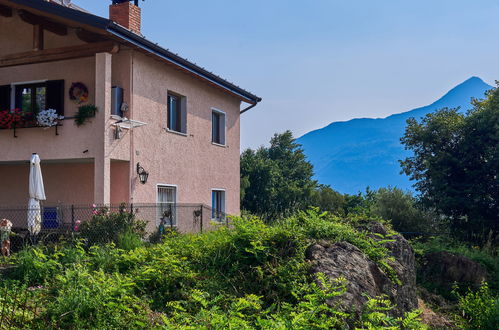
[
  {"x1": 110, "y1": 160, "x2": 130, "y2": 204},
  {"x1": 130, "y1": 52, "x2": 242, "y2": 215},
  {"x1": 0, "y1": 162, "x2": 94, "y2": 206}
]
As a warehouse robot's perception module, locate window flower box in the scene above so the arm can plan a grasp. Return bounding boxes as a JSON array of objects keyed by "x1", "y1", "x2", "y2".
[
  {"x1": 0, "y1": 109, "x2": 36, "y2": 129},
  {"x1": 0, "y1": 108, "x2": 64, "y2": 137}
]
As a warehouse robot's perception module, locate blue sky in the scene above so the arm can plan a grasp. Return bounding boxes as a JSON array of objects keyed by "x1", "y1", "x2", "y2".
[{"x1": 74, "y1": 0, "x2": 499, "y2": 149}]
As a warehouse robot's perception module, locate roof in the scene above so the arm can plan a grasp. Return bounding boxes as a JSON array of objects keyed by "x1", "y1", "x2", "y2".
[{"x1": 4, "y1": 0, "x2": 262, "y2": 105}]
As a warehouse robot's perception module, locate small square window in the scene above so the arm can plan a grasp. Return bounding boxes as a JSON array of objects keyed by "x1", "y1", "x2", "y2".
[
  {"x1": 167, "y1": 92, "x2": 186, "y2": 134},
  {"x1": 212, "y1": 109, "x2": 226, "y2": 145}
]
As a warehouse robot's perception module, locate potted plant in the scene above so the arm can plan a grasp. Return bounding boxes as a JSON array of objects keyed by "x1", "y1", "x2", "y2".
[{"x1": 75, "y1": 104, "x2": 98, "y2": 126}]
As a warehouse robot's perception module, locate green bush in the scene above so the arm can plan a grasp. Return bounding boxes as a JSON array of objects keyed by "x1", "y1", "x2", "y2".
[
  {"x1": 40, "y1": 267, "x2": 152, "y2": 329},
  {"x1": 358, "y1": 296, "x2": 427, "y2": 329},
  {"x1": 78, "y1": 205, "x2": 146, "y2": 248},
  {"x1": 453, "y1": 283, "x2": 499, "y2": 329},
  {"x1": 370, "y1": 187, "x2": 439, "y2": 235}
]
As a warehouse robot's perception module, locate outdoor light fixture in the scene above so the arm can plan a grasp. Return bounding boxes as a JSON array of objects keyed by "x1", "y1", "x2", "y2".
[{"x1": 136, "y1": 163, "x2": 149, "y2": 184}]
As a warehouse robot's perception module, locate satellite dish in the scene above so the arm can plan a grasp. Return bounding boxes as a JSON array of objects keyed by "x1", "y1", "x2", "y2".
[{"x1": 62, "y1": 0, "x2": 72, "y2": 7}]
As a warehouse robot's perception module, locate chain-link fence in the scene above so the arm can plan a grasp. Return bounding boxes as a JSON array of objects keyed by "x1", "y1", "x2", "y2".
[{"x1": 0, "y1": 203, "x2": 227, "y2": 250}]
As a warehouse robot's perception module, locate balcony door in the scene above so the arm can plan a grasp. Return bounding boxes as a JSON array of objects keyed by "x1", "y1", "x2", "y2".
[{"x1": 157, "y1": 185, "x2": 177, "y2": 226}]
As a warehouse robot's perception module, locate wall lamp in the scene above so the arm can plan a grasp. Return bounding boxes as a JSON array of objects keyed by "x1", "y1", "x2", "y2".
[{"x1": 136, "y1": 163, "x2": 149, "y2": 184}]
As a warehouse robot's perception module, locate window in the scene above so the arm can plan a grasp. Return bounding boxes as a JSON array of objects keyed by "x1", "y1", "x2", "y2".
[
  {"x1": 17, "y1": 84, "x2": 46, "y2": 114},
  {"x1": 157, "y1": 185, "x2": 177, "y2": 226},
  {"x1": 212, "y1": 109, "x2": 226, "y2": 145},
  {"x1": 211, "y1": 190, "x2": 225, "y2": 222},
  {"x1": 167, "y1": 92, "x2": 186, "y2": 134},
  {"x1": 0, "y1": 80, "x2": 64, "y2": 115}
]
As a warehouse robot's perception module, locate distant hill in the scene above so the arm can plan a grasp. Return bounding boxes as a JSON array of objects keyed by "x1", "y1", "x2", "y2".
[{"x1": 297, "y1": 77, "x2": 493, "y2": 194}]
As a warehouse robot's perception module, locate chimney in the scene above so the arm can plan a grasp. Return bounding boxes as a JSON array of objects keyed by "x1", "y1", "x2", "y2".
[{"x1": 109, "y1": 1, "x2": 141, "y2": 35}]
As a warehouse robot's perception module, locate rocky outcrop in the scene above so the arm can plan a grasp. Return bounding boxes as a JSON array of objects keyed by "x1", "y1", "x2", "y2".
[
  {"x1": 419, "y1": 251, "x2": 488, "y2": 291},
  {"x1": 305, "y1": 222, "x2": 418, "y2": 317}
]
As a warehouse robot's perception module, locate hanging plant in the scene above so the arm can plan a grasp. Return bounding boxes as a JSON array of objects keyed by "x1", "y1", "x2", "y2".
[
  {"x1": 37, "y1": 109, "x2": 64, "y2": 128},
  {"x1": 75, "y1": 104, "x2": 98, "y2": 126},
  {"x1": 69, "y1": 82, "x2": 89, "y2": 104}
]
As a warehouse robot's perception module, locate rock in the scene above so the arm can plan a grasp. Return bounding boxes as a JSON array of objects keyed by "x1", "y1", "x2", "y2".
[
  {"x1": 419, "y1": 251, "x2": 488, "y2": 291},
  {"x1": 368, "y1": 222, "x2": 418, "y2": 315},
  {"x1": 305, "y1": 223, "x2": 418, "y2": 317},
  {"x1": 418, "y1": 298, "x2": 455, "y2": 329}
]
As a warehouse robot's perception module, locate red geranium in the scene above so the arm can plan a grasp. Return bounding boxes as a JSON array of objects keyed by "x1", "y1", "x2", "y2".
[{"x1": 0, "y1": 109, "x2": 36, "y2": 129}]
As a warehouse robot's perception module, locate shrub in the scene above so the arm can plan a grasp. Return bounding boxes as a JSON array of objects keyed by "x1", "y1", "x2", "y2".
[
  {"x1": 453, "y1": 282, "x2": 499, "y2": 330},
  {"x1": 358, "y1": 296, "x2": 427, "y2": 329},
  {"x1": 370, "y1": 187, "x2": 439, "y2": 235},
  {"x1": 39, "y1": 267, "x2": 152, "y2": 329},
  {"x1": 78, "y1": 205, "x2": 146, "y2": 248}
]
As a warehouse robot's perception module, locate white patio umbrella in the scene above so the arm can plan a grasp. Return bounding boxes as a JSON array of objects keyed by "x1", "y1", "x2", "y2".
[{"x1": 28, "y1": 153, "x2": 46, "y2": 236}]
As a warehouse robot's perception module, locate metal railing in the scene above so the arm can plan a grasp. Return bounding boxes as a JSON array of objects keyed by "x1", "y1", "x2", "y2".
[{"x1": 0, "y1": 203, "x2": 228, "y2": 249}]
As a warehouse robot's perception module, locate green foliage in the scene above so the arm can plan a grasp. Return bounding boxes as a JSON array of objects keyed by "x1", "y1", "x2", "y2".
[
  {"x1": 453, "y1": 282, "x2": 499, "y2": 329},
  {"x1": 78, "y1": 206, "x2": 146, "y2": 248},
  {"x1": 241, "y1": 131, "x2": 317, "y2": 220},
  {"x1": 370, "y1": 187, "x2": 438, "y2": 235},
  {"x1": 3, "y1": 210, "x2": 426, "y2": 329},
  {"x1": 74, "y1": 103, "x2": 98, "y2": 126},
  {"x1": 400, "y1": 86, "x2": 499, "y2": 245},
  {"x1": 40, "y1": 267, "x2": 151, "y2": 329},
  {"x1": 311, "y1": 184, "x2": 347, "y2": 216},
  {"x1": 162, "y1": 274, "x2": 350, "y2": 329},
  {"x1": 356, "y1": 296, "x2": 427, "y2": 329},
  {"x1": 412, "y1": 237, "x2": 499, "y2": 293}
]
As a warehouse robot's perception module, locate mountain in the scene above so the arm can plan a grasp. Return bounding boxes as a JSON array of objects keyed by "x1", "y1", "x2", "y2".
[{"x1": 297, "y1": 77, "x2": 493, "y2": 194}]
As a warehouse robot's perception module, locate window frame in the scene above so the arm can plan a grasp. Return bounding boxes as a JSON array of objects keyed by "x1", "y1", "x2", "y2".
[
  {"x1": 211, "y1": 107, "x2": 227, "y2": 146},
  {"x1": 9, "y1": 79, "x2": 64, "y2": 117},
  {"x1": 211, "y1": 189, "x2": 226, "y2": 222},
  {"x1": 167, "y1": 91, "x2": 187, "y2": 134},
  {"x1": 156, "y1": 184, "x2": 178, "y2": 227},
  {"x1": 10, "y1": 80, "x2": 47, "y2": 113}
]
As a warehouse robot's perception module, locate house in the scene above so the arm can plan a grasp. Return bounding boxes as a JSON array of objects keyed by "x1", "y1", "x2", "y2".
[{"x1": 0, "y1": 0, "x2": 261, "y2": 232}]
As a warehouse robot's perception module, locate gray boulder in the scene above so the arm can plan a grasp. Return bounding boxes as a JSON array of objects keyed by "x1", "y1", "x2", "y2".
[
  {"x1": 305, "y1": 222, "x2": 418, "y2": 317},
  {"x1": 419, "y1": 251, "x2": 488, "y2": 291}
]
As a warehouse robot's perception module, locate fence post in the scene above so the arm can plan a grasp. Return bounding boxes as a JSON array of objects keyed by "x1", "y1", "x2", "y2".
[
  {"x1": 71, "y1": 204, "x2": 75, "y2": 232},
  {"x1": 200, "y1": 205, "x2": 203, "y2": 233}
]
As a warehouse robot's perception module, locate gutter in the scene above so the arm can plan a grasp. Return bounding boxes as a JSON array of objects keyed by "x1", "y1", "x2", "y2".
[{"x1": 240, "y1": 102, "x2": 258, "y2": 115}]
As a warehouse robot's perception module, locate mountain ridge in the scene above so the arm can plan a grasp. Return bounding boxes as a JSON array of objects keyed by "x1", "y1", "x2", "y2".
[{"x1": 297, "y1": 77, "x2": 493, "y2": 194}]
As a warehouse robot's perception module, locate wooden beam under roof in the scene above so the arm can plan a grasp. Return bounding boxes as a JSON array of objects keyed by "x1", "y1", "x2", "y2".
[
  {"x1": 33, "y1": 24, "x2": 44, "y2": 51},
  {"x1": 0, "y1": 4, "x2": 12, "y2": 17},
  {"x1": 76, "y1": 28, "x2": 109, "y2": 43},
  {"x1": 0, "y1": 41, "x2": 119, "y2": 68},
  {"x1": 18, "y1": 9, "x2": 67, "y2": 36}
]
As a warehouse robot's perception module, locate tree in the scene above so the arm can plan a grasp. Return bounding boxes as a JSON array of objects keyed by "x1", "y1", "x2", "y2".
[
  {"x1": 311, "y1": 184, "x2": 347, "y2": 216},
  {"x1": 370, "y1": 187, "x2": 438, "y2": 235},
  {"x1": 241, "y1": 131, "x2": 317, "y2": 219},
  {"x1": 400, "y1": 86, "x2": 499, "y2": 244}
]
